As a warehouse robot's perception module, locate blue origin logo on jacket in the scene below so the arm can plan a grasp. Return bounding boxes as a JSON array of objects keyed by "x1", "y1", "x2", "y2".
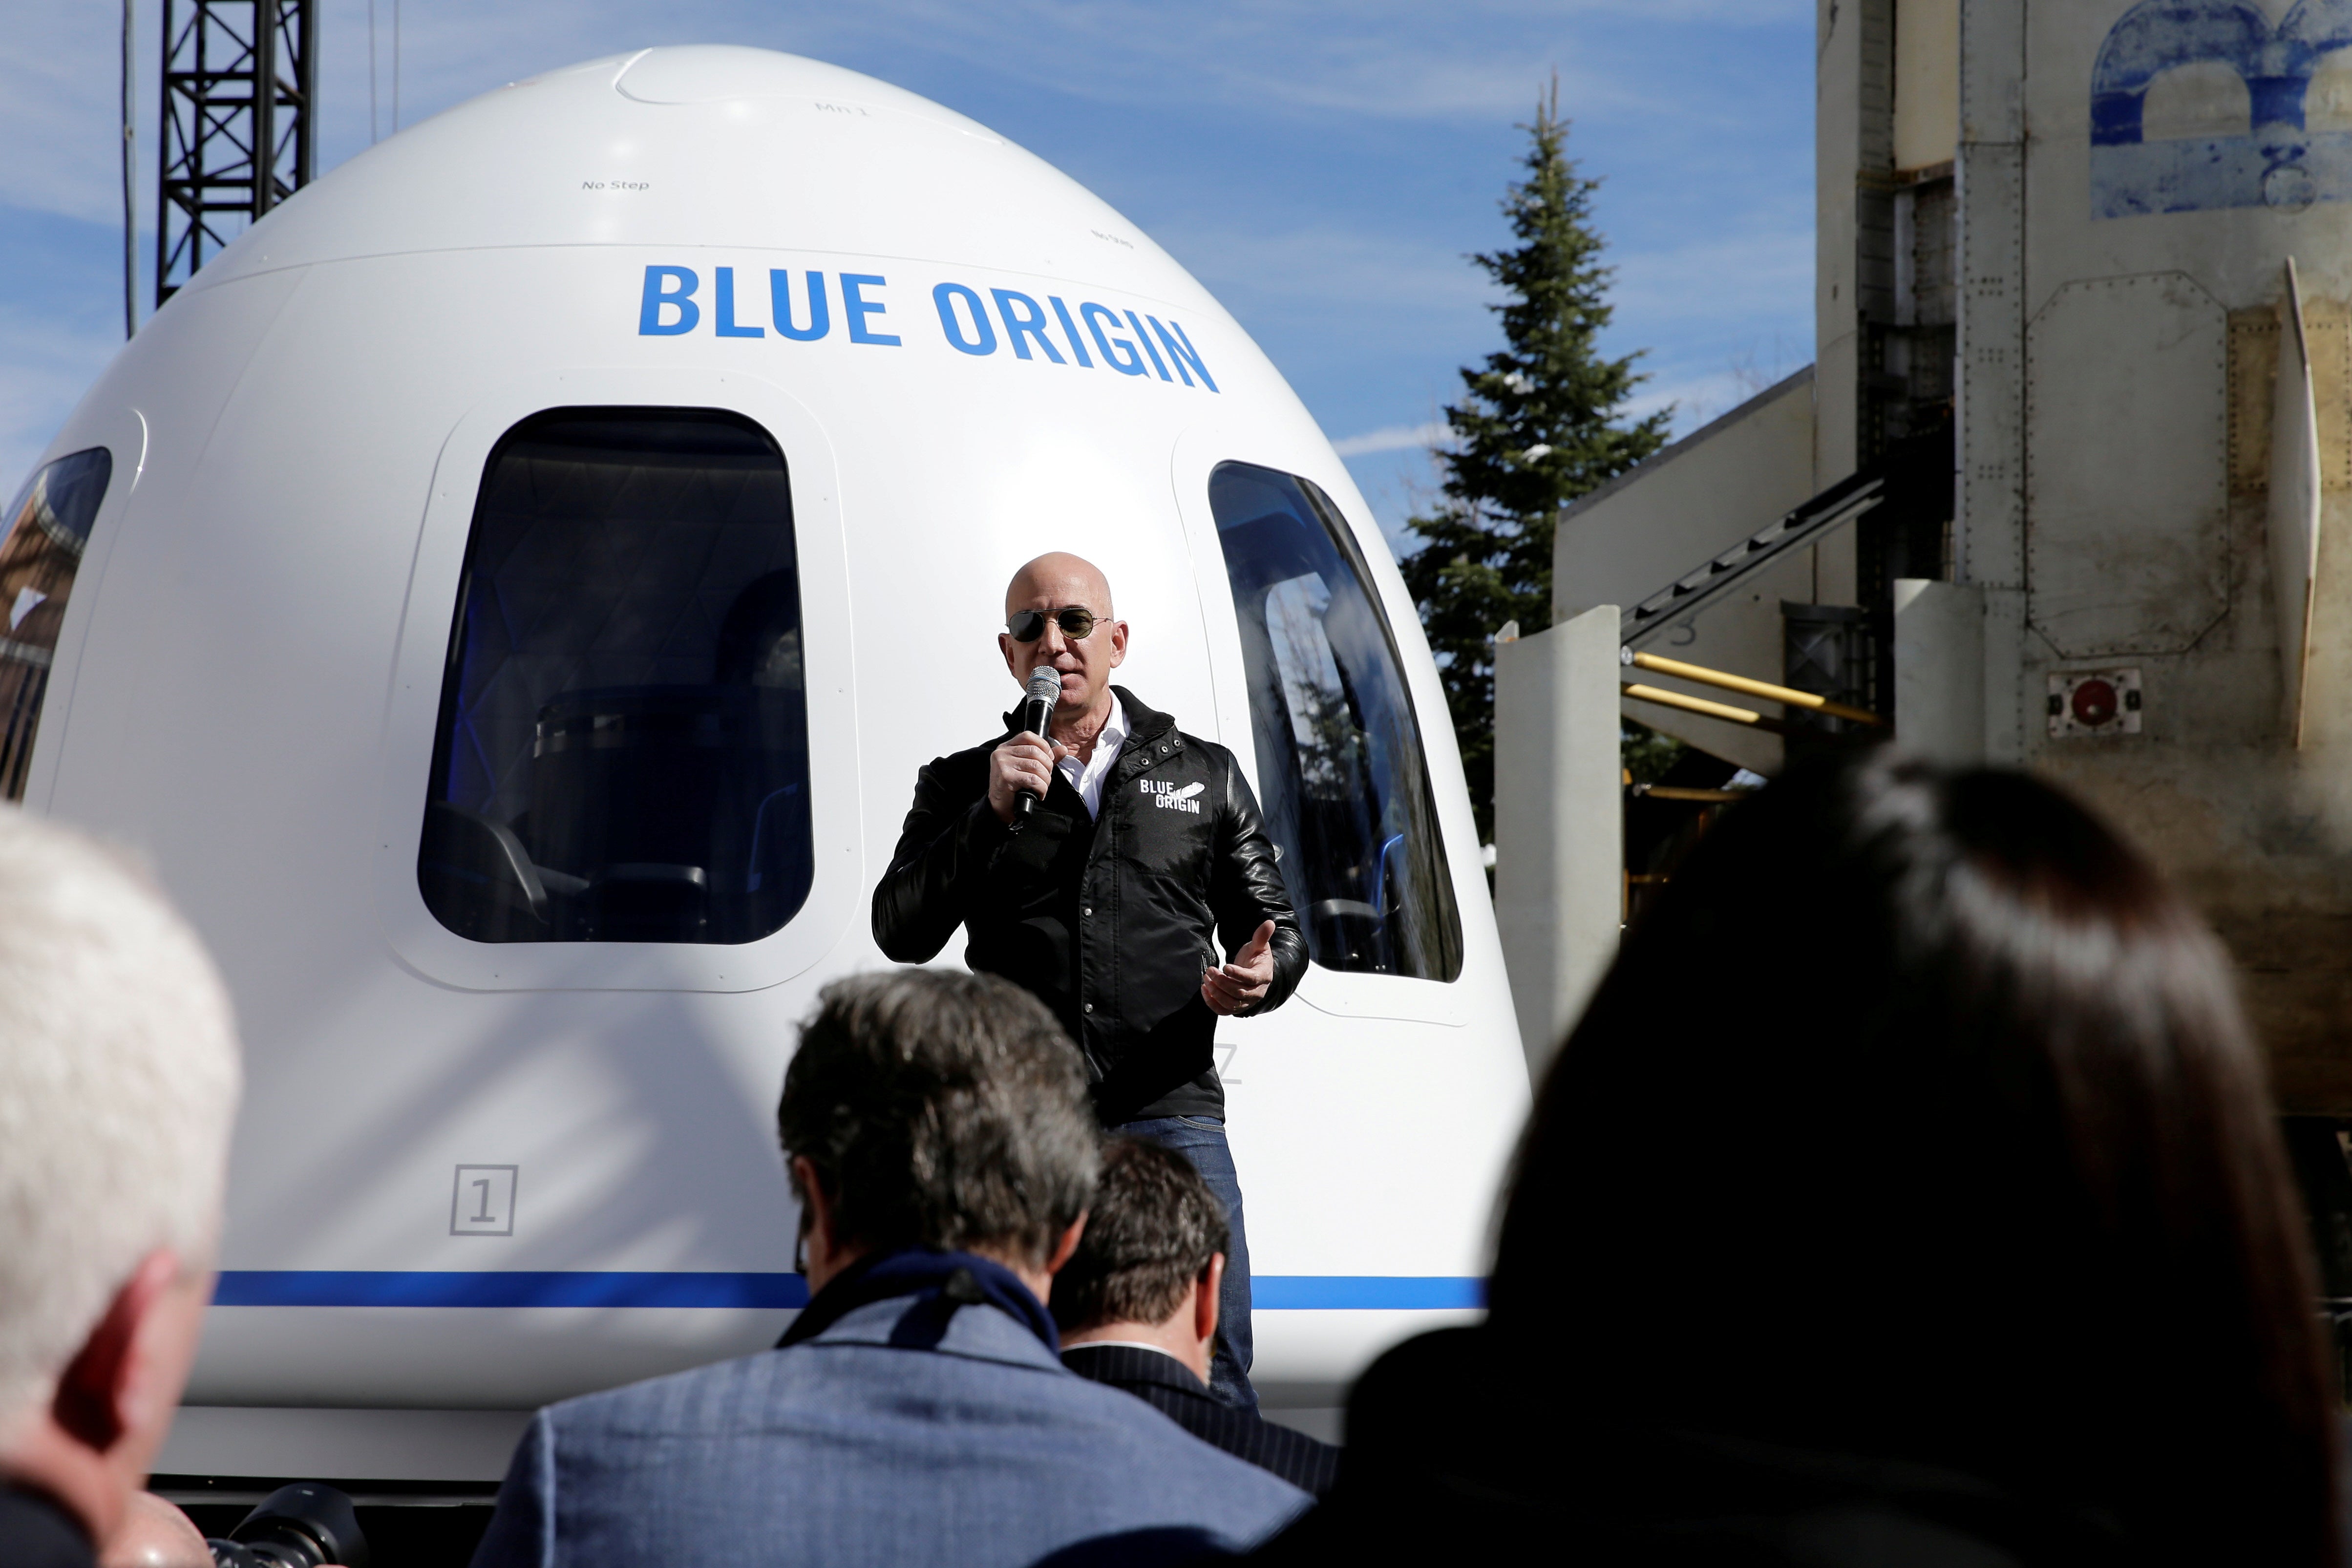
[{"x1": 1144, "y1": 779, "x2": 1205, "y2": 815}]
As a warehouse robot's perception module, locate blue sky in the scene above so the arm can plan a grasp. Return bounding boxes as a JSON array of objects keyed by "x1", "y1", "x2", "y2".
[{"x1": 0, "y1": 0, "x2": 1813, "y2": 553}]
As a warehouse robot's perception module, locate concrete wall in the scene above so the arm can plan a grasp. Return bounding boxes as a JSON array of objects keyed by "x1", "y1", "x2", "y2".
[
  {"x1": 1493, "y1": 606, "x2": 1623, "y2": 1083},
  {"x1": 1556, "y1": 368, "x2": 1820, "y2": 622},
  {"x1": 1819, "y1": 0, "x2": 1890, "y2": 483},
  {"x1": 1896, "y1": 0, "x2": 1961, "y2": 172},
  {"x1": 1554, "y1": 367, "x2": 1854, "y2": 774}
]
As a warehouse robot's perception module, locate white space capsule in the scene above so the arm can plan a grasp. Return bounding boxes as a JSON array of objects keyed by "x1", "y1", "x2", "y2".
[{"x1": 2, "y1": 46, "x2": 1527, "y2": 1475}]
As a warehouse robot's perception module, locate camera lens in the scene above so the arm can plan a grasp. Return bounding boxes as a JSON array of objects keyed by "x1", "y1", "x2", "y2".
[
  {"x1": 203, "y1": 1483, "x2": 370, "y2": 1568},
  {"x1": 209, "y1": 1541, "x2": 314, "y2": 1568}
]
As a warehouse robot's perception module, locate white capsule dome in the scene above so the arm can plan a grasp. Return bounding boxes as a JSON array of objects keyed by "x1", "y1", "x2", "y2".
[{"x1": 14, "y1": 46, "x2": 1527, "y2": 1474}]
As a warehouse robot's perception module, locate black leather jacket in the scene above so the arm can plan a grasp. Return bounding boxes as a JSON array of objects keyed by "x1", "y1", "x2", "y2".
[{"x1": 872, "y1": 688, "x2": 1306, "y2": 1123}]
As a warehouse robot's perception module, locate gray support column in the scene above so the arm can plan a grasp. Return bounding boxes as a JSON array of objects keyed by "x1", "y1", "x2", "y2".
[
  {"x1": 1493, "y1": 605, "x2": 1623, "y2": 1085},
  {"x1": 1956, "y1": 0, "x2": 2027, "y2": 762},
  {"x1": 1893, "y1": 578, "x2": 1986, "y2": 764}
]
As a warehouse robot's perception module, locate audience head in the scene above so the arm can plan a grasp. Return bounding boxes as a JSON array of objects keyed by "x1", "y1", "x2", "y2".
[
  {"x1": 777, "y1": 970, "x2": 1098, "y2": 1294},
  {"x1": 1491, "y1": 748, "x2": 2335, "y2": 1559},
  {"x1": 97, "y1": 1491, "x2": 211, "y2": 1568},
  {"x1": 0, "y1": 810, "x2": 241, "y2": 1548},
  {"x1": 1052, "y1": 1137, "x2": 1228, "y2": 1378}
]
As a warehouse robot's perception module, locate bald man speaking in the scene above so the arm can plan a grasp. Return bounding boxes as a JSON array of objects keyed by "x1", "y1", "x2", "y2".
[{"x1": 873, "y1": 552, "x2": 1305, "y2": 1410}]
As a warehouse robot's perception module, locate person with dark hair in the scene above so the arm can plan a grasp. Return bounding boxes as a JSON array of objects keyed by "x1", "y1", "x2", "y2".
[
  {"x1": 1259, "y1": 749, "x2": 2342, "y2": 1566},
  {"x1": 470, "y1": 970, "x2": 1308, "y2": 1568},
  {"x1": 1057, "y1": 1138, "x2": 1341, "y2": 1496}
]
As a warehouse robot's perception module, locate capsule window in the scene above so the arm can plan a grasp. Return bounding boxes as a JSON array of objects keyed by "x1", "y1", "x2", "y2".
[
  {"x1": 0, "y1": 447, "x2": 112, "y2": 801},
  {"x1": 1208, "y1": 460, "x2": 1462, "y2": 981},
  {"x1": 420, "y1": 408, "x2": 812, "y2": 944}
]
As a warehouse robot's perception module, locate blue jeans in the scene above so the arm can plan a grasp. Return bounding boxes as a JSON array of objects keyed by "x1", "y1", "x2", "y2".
[{"x1": 1109, "y1": 1115, "x2": 1256, "y2": 1412}]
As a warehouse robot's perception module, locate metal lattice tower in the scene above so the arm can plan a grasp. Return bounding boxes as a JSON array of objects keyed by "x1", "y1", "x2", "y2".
[{"x1": 155, "y1": 0, "x2": 316, "y2": 307}]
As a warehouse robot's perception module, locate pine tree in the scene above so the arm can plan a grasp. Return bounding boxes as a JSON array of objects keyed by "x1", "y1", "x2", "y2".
[{"x1": 1402, "y1": 79, "x2": 1669, "y2": 842}]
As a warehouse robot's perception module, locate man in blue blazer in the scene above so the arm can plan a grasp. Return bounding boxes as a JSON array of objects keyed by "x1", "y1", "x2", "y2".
[{"x1": 468, "y1": 971, "x2": 1309, "y2": 1568}]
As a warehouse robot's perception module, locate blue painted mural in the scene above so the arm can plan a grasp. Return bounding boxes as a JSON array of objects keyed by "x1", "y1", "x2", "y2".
[{"x1": 2093, "y1": 0, "x2": 2352, "y2": 216}]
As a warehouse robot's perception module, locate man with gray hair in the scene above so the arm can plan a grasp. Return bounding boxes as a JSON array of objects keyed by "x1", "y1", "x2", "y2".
[
  {"x1": 470, "y1": 970, "x2": 1307, "y2": 1568},
  {"x1": 0, "y1": 812, "x2": 242, "y2": 1568}
]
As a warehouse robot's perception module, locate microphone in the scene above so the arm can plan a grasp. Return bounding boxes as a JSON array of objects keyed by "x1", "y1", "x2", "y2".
[{"x1": 1016, "y1": 665, "x2": 1061, "y2": 820}]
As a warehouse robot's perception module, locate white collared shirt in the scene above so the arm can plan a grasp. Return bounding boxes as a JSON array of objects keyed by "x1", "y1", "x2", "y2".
[{"x1": 1056, "y1": 696, "x2": 1129, "y2": 819}]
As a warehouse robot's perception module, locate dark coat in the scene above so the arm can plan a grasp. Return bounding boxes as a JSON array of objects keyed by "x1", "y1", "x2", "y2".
[
  {"x1": 1062, "y1": 1343, "x2": 1342, "y2": 1498},
  {"x1": 872, "y1": 687, "x2": 1305, "y2": 1123},
  {"x1": 1250, "y1": 1327, "x2": 2132, "y2": 1566},
  {"x1": 0, "y1": 1487, "x2": 92, "y2": 1568}
]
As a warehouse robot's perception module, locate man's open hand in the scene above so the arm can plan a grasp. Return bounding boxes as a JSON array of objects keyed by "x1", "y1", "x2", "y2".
[
  {"x1": 988, "y1": 732, "x2": 1067, "y2": 823},
  {"x1": 1202, "y1": 920, "x2": 1277, "y2": 1016}
]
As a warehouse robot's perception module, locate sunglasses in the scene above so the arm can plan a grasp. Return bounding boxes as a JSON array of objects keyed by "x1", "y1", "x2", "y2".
[{"x1": 1006, "y1": 606, "x2": 1104, "y2": 642}]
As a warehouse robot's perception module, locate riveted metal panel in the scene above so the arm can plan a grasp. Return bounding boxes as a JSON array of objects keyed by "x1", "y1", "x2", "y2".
[
  {"x1": 2026, "y1": 272, "x2": 2228, "y2": 657},
  {"x1": 1956, "y1": 140, "x2": 2024, "y2": 588}
]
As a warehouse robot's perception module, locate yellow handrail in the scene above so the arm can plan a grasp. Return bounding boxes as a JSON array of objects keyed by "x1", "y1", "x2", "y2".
[
  {"x1": 1621, "y1": 682, "x2": 1791, "y2": 735},
  {"x1": 1624, "y1": 649, "x2": 1885, "y2": 727}
]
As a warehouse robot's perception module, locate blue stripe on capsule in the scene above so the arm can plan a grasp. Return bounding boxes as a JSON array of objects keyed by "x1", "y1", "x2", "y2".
[{"x1": 212, "y1": 1272, "x2": 1483, "y2": 1311}]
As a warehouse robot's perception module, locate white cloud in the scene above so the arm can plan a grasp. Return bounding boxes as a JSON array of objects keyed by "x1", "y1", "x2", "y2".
[
  {"x1": 1625, "y1": 359, "x2": 1811, "y2": 438},
  {"x1": 1332, "y1": 421, "x2": 1449, "y2": 456},
  {"x1": 0, "y1": 11, "x2": 132, "y2": 225},
  {"x1": 0, "y1": 306, "x2": 119, "y2": 498},
  {"x1": 1165, "y1": 221, "x2": 1498, "y2": 312},
  {"x1": 1607, "y1": 228, "x2": 1816, "y2": 330},
  {"x1": 0, "y1": 0, "x2": 1811, "y2": 232},
  {"x1": 725, "y1": 0, "x2": 1753, "y2": 123}
]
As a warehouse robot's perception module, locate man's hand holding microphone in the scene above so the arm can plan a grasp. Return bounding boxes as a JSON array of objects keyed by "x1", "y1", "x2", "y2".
[
  {"x1": 989, "y1": 666, "x2": 1069, "y2": 825},
  {"x1": 988, "y1": 731, "x2": 1069, "y2": 823}
]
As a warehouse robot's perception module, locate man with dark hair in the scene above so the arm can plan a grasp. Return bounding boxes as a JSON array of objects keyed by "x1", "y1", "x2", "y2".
[
  {"x1": 470, "y1": 971, "x2": 1307, "y2": 1568},
  {"x1": 1057, "y1": 1138, "x2": 1340, "y2": 1497}
]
